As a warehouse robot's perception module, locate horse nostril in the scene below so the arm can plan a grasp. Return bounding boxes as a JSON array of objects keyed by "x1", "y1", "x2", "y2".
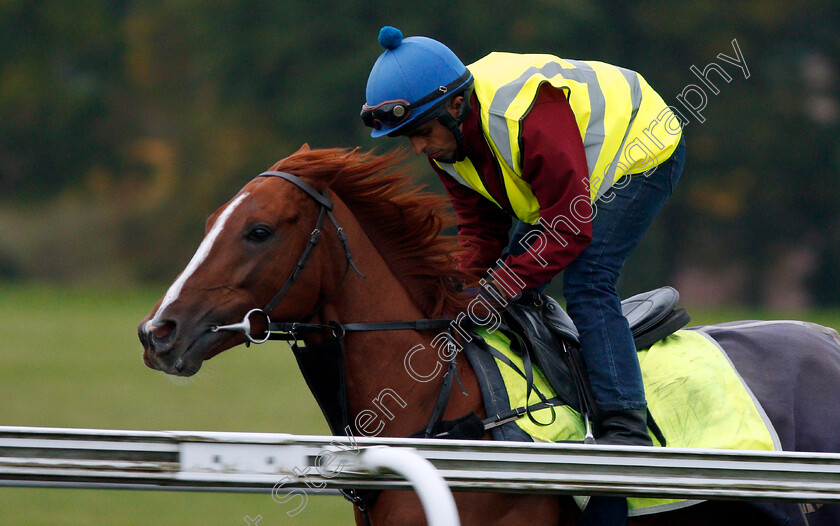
[
  {"x1": 154, "y1": 321, "x2": 174, "y2": 340},
  {"x1": 149, "y1": 320, "x2": 178, "y2": 353}
]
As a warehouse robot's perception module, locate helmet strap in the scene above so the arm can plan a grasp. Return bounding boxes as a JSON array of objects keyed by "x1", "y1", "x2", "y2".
[
  {"x1": 436, "y1": 87, "x2": 473, "y2": 163},
  {"x1": 436, "y1": 112, "x2": 466, "y2": 162}
]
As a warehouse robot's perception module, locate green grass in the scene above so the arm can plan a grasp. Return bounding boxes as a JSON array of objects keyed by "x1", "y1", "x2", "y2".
[
  {"x1": 1, "y1": 282, "x2": 839, "y2": 525},
  {"x1": 0, "y1": 283, "x2": 349, "y2": 525}
]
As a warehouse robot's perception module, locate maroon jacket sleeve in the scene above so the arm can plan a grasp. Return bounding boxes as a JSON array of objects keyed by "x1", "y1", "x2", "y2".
[
  {"x1": 431, "y1": 162, "x2": 512, "y2": 274},
  {"x1": 497, "y1": 83, "x2": 593, "y2": 292}
]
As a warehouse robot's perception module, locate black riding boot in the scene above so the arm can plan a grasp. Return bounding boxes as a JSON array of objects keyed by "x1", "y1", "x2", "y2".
[
  {"x1": 580, "y1": 409, "x2": 653, "y2": 526},
  {"x1": 596, "y1": 408, "x2": 654, "y2": 446}
]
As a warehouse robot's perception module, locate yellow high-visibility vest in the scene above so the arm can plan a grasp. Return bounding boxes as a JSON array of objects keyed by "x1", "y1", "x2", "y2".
[{"x1": 435, "y1": 52, "x2": 683, "y2": 224}]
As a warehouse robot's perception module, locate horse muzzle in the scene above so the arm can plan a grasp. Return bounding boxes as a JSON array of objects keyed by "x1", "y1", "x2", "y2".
[{"x1": 138, "y1": 318, "x2": 207, "y2": 376}]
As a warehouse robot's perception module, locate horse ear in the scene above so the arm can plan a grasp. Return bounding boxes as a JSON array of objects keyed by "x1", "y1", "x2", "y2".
[{"x1": 296, "y1": 143, "x2": 311, "y2": 153}]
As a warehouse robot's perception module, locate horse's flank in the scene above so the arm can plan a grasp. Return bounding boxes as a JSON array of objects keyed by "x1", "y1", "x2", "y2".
[{"x1": 270, "y1": 145, "x2": 476, "y2": 318}]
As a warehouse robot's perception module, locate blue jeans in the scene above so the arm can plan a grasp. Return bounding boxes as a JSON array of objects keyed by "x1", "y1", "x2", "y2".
[{"x1": 509, "y1": 136, "x2": 686, "y2": 411}]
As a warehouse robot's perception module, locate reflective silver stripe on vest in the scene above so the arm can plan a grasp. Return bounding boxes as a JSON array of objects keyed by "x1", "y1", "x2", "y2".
[
  {"x1": 487, "y1": 60, "x2": 604, "y2": 179},
  {"x1": 561, "y1": 60, "x2": 608, "y2": 180},
  {"x1": 599, "y1": 65, "x2": 642, "y2": 198},
  {"x1": 486, "y1": 60, "x2": 642, "y2": 199},
  {"x1": 436, "y1": 162, "x2": 472, "y2": 189}
]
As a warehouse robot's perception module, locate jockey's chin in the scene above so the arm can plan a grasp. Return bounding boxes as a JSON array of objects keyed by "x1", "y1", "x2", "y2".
[{"x1": 428, "y1": 149, "x2": 457, "y2": 163}]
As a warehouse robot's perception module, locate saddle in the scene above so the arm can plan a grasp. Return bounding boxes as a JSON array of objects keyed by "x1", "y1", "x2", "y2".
[
  {"x1": 498, "y1": 286, "x2": 690, "y2": 426},
  {"x1": 534, "y1": 286, "x2": 690, "y2": 348}
]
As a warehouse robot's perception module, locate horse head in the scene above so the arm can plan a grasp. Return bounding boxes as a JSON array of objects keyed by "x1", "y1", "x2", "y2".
[
  {"x1": 138, "y1": 145, "x2": 352, "y2": 376},
  {"x1": 139, "y1": 145, "x2": 472, "y2": 377}
]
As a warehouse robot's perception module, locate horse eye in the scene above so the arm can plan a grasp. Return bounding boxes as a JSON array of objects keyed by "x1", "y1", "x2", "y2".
[{"x1": 246, "y1": 226, "x2": 273, "y2": 243}]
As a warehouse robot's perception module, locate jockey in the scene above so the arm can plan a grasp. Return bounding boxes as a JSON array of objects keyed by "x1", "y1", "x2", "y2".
[{"x1": 361, "y1": 26, "x2": 685, "y2": 525}]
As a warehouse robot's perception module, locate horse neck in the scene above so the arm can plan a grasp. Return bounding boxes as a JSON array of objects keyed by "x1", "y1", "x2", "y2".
[{"x1": 306, "y1": 197, "x2": 481, "y2": 439}]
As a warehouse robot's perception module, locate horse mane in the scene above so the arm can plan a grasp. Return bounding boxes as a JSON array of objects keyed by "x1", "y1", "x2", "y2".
[{"x1": 270, "y1": 146, "x2": 477, "y2": 318}]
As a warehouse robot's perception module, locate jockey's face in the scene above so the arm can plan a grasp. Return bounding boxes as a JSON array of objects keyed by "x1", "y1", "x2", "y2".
[
  {"x1": 404, "y1": 97, "x2": 463, "y2": 164},
  {"x1": 405, "y1": 119, "x2": 458, "y2": 163}
]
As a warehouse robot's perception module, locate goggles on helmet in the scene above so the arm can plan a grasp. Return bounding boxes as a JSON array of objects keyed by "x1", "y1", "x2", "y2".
[
  {"x1": 360, "y1": 99, "x2": 413, "y2": 129},
  {"x1": 361, "y1": 70, "x2": 471, "y2": 131}
]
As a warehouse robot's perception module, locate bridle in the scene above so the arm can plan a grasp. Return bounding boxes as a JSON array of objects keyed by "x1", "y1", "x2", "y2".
[
  {"x1": 210, "y1": 170, "x2": 454, "y2": 343},
  {"x1": 211, "y1": 170, "x2": 366, "y2": 343}
]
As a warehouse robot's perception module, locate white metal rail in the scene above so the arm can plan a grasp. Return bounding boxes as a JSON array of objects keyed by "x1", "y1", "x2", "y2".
[{"x1": 2, "y1": 426, "x2": 840, "y2": 504}]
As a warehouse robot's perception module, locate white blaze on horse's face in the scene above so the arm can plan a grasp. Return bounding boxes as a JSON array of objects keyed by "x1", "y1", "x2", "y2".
[{"x1": 146, "y1": 192, "x2": 250, "y2": 330}]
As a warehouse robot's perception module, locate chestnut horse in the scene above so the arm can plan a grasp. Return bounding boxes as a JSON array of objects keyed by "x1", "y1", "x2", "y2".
[{"x1": 139, "y1": 146, "x2": 836, "y2": 525}]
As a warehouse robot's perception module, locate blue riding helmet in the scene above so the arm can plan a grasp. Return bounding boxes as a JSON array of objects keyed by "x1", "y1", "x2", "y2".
[{"x1": 362, "y1": 26, "x2": 473, "y2": 138}]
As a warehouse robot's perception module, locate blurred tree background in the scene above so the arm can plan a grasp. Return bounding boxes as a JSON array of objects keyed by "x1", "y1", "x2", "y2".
[{"x1": 0, "y1": 0, "x2": 838, "y2": 308}]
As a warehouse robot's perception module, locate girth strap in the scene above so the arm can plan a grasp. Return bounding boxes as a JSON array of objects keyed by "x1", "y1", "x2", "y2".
[{"x1": 424, "y1": 357, "x2": 459, "y2": 438}]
